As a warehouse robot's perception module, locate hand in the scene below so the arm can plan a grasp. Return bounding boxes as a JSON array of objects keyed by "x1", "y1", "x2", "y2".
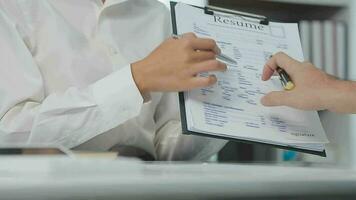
[
  {"x1": 260, "y1": 52, "x2": 340, "y2": 111},
  {"x1": 131, "y1": 33, "x2": 226, "y2": 94}
]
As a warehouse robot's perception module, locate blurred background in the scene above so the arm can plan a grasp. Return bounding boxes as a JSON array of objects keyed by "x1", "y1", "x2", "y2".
[{"x1": 159, "y1": 0, "x2": 356, "y2": 169}]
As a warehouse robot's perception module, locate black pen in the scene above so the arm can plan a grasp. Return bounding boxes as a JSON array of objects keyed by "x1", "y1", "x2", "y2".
[{"x1": 276, "y1": 67, "x2": 295, "y2": 90}]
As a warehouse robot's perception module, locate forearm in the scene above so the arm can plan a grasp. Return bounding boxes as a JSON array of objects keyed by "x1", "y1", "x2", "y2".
[
  {"x1": 326, "y1": 80, "x2": 356, "y2": 113},
  {"x1": 1, "y1": 66, "x2": 144, "y2": 147}
]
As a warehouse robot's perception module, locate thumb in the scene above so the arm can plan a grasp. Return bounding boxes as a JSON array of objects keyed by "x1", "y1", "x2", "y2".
[{"x1": 261, "y1": 91, "x2": 289, "y2": 107}]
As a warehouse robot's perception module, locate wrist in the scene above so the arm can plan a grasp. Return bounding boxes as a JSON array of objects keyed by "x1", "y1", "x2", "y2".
[
  {"x1": 325, "y1": 79, "x2": 356, "y2": 113},
  {"x1": 131, "y1": 60, "x2": 150, "y2": 95}
]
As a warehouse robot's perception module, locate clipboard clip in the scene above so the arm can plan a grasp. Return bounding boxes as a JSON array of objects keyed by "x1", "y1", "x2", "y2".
[{"x1": 204, "y1": 5, "x2": 269, "y2": 25}]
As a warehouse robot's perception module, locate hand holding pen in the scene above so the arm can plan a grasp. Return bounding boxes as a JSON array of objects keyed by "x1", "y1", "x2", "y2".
[
  {"x1": 172, "y1": 34, "x2": 237, "y2": 65},
  {"x1": 131, "y1": 32, "x2": 227, "y2": 94},
  {"x1": 260, "y1": 52, "x2": 346, "y2": 112}
]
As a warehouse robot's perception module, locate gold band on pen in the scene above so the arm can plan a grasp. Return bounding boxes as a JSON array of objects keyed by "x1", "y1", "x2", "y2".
[{"x1": 276, "y1": 67, "x2": 295, "y2": 90}]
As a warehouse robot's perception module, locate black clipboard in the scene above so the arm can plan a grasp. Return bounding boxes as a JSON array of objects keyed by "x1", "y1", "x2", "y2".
[{"x1": 170, "y1": 1, "x2": 326, "y2": 157}]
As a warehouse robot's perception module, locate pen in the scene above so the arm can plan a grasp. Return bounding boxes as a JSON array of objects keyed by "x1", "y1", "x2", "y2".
[
  {"x1": 276, "y1": 67, "x2": 295, "y2": 90},
  {"x1": 172, "y1": 34, "x2": 237, "y2": 65}
]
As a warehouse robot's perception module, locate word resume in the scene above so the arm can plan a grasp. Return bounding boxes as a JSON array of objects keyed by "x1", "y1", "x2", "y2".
[{"x1": 172, "y1": 3, "x2": 329, "y2": 156}]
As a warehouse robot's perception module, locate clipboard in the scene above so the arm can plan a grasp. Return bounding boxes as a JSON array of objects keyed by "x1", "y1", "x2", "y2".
[{"x1": 170, "y1": 1, "x2": 326, "y2": 157}]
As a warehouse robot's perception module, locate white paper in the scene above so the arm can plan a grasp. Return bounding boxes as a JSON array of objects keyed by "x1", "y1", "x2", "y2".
[{"x1": 175, "y1": 3, "x2": 329, "y2": 152}]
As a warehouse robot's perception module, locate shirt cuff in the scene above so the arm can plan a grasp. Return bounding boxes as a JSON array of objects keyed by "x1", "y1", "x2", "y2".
[{"x1": 91, "y1": 65, "x2": 144, "y2": 126}]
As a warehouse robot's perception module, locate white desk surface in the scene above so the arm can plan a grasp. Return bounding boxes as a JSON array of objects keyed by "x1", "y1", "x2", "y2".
[{"x1": 1, "y1": 156, "x2": 356, "y2": 200}]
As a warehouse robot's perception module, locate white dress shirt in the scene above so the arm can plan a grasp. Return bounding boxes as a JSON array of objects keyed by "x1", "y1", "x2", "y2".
[{"x1": 0, "y1": 0, "x2": 226, "y2": 160}]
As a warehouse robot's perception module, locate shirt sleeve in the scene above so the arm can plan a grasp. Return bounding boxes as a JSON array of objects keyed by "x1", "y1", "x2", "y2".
[
  {"x1": 0, "y1": 10, "x2": 144, "y2": 148},
  {"x1": 153, "y1": 92, "x2": 228, "y2": 161}
]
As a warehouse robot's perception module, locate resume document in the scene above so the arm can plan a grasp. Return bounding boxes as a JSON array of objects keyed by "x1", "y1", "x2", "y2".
[{"x1": 173, "y1": 3, "x2": 329, "y2": 155}]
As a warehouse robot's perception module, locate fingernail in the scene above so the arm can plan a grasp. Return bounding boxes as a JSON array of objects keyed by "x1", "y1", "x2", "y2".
[
  {"x1": 260, "y1": 96, "x2": 268, "y2": 106},
  {"x1": 216, "y1": 47, "x2": 222, "y2": 55}
]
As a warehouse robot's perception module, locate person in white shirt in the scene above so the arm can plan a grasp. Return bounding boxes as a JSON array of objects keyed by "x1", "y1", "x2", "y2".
[{"x1": 0, "y1": 0, "x2": 227, "y2": 160}]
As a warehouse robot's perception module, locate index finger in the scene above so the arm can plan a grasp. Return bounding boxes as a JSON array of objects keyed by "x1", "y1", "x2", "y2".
[
  {"x1": 262, "y1": 52, "x2": 299, "y2": 81},
  {"x1": 191, "y1": 38, "x2": 221, "y2": 55}
]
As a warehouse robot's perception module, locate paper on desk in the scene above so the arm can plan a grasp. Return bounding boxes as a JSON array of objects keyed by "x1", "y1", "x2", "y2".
[{"x1": 175, "y1": 3, "x2": 328, "y2": 151}]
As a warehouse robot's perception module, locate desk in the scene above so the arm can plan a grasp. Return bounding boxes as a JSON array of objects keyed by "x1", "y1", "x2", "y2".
[{"x1": 1, "y1": 156, "x2": 356, "y2": 200}]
